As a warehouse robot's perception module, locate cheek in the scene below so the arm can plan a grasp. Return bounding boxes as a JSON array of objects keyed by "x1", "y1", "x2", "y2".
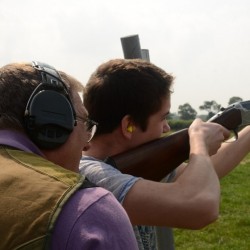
[
  {"x1": 73, "y1": 125, "x2": 87, "y2": 149},
  {"x1": 153, "y1": 121, "x2": 166, "y2": 135},
  {"x1": 145, "y1": 127, "x2": 162, "y2": 142},
  {"x1": 144, "y1": 123, "x2": 163, "y2": 141}
]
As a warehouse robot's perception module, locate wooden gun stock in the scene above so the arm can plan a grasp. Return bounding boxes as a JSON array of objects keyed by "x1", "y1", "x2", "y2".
[{"x1": 105, "y1": 107, "x2": 242, "y2": 181}]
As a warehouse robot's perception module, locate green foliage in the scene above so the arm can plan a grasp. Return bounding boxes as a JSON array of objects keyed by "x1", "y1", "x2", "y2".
[
  {"x1": 178, "y1": 103, "x2": 197, "y2": 120},
  {"x1": 174, "y1": 96, "x2": 243, "y2": 117},
  {"x1": 168, "y1": 119, "x2": 192, "y2": 130},
  {"x1": 199, "y1": 100, "x2": 221, "y2": 119},
  {"x1": 174, "y1": 154, "x2": 250, "y2": 249},
  {"x1": 228, "y1": 96, "x2": 243, "y2": 105}
]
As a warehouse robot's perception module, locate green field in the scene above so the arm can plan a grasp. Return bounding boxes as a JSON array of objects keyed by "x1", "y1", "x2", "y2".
[{"x1": 174, "y1": 154, "x2": 250, "y2": 250}]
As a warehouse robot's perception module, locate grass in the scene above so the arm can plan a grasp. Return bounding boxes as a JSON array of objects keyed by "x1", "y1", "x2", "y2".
[{"x1": 174, "y1": 153, "x2": 250, "y2": 250}]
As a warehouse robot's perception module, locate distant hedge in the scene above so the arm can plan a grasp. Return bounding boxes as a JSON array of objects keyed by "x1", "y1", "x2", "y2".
[{"x1": 168, "y1": 120, "x2": 193, "y2": 131}]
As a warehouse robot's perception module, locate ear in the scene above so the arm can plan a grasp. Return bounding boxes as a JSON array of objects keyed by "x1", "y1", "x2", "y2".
[{"x1": 121, "y1": 115, "x2": 135, "y2": 139}]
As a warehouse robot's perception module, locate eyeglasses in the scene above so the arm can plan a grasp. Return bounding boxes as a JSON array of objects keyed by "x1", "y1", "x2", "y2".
[{"x1": 76, "y1": 116, "x2": 98, "y2": 142}]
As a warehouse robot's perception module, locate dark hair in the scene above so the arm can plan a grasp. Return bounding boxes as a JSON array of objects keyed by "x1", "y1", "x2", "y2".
[
  {"x1": 0, "y1": 63, "x2": 83, "y2": 131},
  {"x1": 84, "y1": 59, "x2": 174, "y2": 136}
]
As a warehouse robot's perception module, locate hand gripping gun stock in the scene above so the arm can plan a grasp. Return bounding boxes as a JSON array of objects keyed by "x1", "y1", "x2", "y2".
[{"x1": 105, "y1": 100, "x2": 250, "y2": 181}]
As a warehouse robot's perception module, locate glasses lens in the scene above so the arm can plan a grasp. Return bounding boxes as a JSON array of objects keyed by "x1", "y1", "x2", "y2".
[
  {"x1": 85, "y1": 118, "x2": 98, "y2": 142},
  {"x1": 87, "y1": 124, "x2": 97, "y2": 142},
  {"x1": 76, "y1": 116, "x2": 98, "y2": 142}
]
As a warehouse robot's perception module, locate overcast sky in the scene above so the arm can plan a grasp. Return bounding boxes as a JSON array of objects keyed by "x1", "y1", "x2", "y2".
[{"x1": 1, "y1": 0, "x2": 250, "y2": 113}]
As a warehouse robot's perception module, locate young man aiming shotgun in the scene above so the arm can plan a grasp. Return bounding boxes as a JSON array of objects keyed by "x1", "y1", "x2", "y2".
[{"x1": 80, "y1": 58, "x2": 250, "y2": 250}]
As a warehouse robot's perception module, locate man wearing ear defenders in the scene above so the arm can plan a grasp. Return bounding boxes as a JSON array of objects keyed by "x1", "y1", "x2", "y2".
[
  {"x1": 0, "y1": 62, "x2": 138, "y2": 250},
  {"x1": 80, "y1": 58, "x2": 250, "y2": 250}
]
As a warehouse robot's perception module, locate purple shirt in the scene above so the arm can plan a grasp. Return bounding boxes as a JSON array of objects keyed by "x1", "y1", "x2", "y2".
[
  {"x1": 0, "y1": 130, "x2": 138, "y2": 250},
  {"x1": 51, "y1": 187, "x2": 138, "y2": 249}
]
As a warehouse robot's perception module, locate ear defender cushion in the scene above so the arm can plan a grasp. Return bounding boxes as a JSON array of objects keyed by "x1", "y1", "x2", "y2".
[
  {"x1": 25, "y1": 89, "x2": 75, "y2": 149},
  {"x1": 24, "y1": 61, "x2": 76, "y2": 149}
]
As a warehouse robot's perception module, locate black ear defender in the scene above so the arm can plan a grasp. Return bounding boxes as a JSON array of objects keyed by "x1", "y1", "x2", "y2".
[{"x1": 24, "y1": 61, "x2": 76, "y2": 149}]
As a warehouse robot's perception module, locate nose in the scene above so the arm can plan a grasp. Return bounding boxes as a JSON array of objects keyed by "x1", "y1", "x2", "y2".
[{"x1": 163, "y1": 121, "x2": 170, "y2": 133}]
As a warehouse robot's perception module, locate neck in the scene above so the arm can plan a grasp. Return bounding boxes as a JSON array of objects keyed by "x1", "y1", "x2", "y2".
[{"x1": 83, "y1": 132, "x2": 128, "y2": 160}]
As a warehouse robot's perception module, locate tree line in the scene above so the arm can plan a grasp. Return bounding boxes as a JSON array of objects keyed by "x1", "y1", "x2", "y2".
[
  {"x1": 168, "y1": 96, "x2": 243, "y2": 130},
  {"x1": 172, "y1": 96, "x2": 243, "y2": 121}
]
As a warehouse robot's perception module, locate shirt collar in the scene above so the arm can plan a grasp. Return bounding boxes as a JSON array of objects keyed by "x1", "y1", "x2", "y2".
[{"x1": 0, "y1": 130, "x2": 44, "y2": 156}]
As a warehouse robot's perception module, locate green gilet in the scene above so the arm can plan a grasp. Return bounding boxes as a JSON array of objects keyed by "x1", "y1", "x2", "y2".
[{"x1": 0, "y1": 146, "x2": 86, "y2": 250}]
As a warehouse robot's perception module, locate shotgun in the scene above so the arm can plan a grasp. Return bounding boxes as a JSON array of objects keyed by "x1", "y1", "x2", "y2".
[{"x1": 105, "y1": 100, "x2": 250, "y2": 181}]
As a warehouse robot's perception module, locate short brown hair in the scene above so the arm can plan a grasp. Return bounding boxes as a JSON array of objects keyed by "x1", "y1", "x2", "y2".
[{"x1": 84, "y1": 59, "x2": 174, "y2": 136}]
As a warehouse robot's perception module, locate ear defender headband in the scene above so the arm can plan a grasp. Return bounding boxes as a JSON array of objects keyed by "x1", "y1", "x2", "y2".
[{"x1": 24, "y1": 61, "x2": 76, "y2": 149}]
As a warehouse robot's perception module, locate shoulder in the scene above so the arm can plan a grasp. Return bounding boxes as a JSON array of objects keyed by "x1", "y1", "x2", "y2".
[
  {"x1": 51, "y1": 187, "x2": 138, "y2": 250},
  {"x1": 80, "y1": 156, "x2": 140, "y2": 202},
  {"x1": 80, "y1": 155, "x2": 114, "y2": 172}
]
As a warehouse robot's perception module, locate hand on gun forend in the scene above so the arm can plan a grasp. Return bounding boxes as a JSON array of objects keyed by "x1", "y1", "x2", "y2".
[{"x1": 188, "y1": 118, "x2": 231, "y2": 156}]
